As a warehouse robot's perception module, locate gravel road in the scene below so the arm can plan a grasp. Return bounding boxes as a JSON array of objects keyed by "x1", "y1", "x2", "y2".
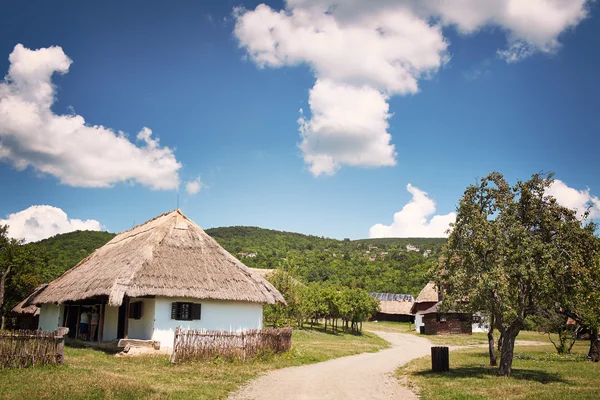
[{"x1": 229, "y1": 331, "x2": 431, "y2": 400}]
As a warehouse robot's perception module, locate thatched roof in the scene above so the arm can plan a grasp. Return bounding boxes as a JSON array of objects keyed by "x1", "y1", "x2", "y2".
[
  {"x1": 415, "y1": 282, "x2": 439, "y2": 303},
  {"x1": 379, "y1": 300, "x2": 414, "y2": 315},
  {"x1": 11, "y1": 284, "x2": 47, "y2": 316},
  {"x1": 34, "y1": 210, "x2": 285, "y2": 307}
]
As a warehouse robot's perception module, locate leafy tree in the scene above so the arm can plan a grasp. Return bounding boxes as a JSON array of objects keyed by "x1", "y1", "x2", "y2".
[{"x1": 438, "y1": 172, "x2": 599, "y2": 376}]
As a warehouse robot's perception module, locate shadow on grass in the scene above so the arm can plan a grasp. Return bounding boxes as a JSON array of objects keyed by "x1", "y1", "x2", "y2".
[
  {"x1": 413, "y1": 366, "x2": 570, "y2": 384},
  {"x1": 66, "y1": 341, "x2": 121, "y2": 355}
]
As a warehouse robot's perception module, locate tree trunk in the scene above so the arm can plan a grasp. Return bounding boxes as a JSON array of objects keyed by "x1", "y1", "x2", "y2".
[
  {"x1": 588, "y1": 329, "x2": 600, "y2": 362},
  {"x1": 497, "y1": 327, "x2": 518, "y2": 376},
  {"x1": 0, "y1": 265, "x2": 12, "y2": 329},
  {"x1": 488, "y1": 328, "x2": 497, "y2": 366}
]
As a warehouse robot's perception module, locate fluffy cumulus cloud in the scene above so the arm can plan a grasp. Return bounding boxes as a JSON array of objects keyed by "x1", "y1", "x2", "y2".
[
  {"x1": 547, "y1": 179, "x2": 600, "y2": 219},
  {"x1": 185, "y1": 176, "x2": 206, "y2": 195},
  {"x1": 0, "y1": 205, "x2": 101, "y2": 243},
  {"x1": 234, "y1": 0, "x2": 589, "y2": 175},
  {"x1": 369, "y1": 184, "x2": 456, "y2": 238},
  {"x1": 0, "y1": 44, "x2": 181, "y2": 189}
]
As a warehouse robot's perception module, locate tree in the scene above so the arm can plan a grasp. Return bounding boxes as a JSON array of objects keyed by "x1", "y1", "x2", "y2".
[
  {"x1": 438, "y1": 172, "x2": 599, "y2": 376},
  {"x1": 0, "y1": 225, "x2": 21, "y2": 329}
]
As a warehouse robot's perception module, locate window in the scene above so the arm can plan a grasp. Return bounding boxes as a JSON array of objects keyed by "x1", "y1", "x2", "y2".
[
  {"x1": 129, "y1": 302, "x2": 143, "y2": 320},
  {"x1": 171, "y1": 302, "x2": 201, "y2": 321}
]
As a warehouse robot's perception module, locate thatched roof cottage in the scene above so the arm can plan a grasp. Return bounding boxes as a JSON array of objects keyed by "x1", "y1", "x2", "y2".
[
  {"x1": 32, "y1": 210, "x2": 284, "y2": 349},
  {"x1": 369, "y1": 293, "x2": 415, "y2": 322}
]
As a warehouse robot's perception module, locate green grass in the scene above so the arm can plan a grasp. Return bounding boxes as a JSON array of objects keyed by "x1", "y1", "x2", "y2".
[
  {"x1": 0, "y1": 328, "x2": 388, "y2": 400},
  {"x1": 397, "y1": 341, "x2": 600, "y2": 400},
  {"x1": 364, "y1": 321, "x2": 551, "y2": 346}
]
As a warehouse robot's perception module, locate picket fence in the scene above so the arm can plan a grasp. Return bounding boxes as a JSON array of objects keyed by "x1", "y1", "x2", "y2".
[
  {"x1": 0, "y1": 327, "x2": 68, "y2": 369},
  {"x1": 170, "y1": 327, "x2": 292, "y2": 363}
]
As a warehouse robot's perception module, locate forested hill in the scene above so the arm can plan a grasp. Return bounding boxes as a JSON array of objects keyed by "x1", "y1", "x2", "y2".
[
  {"x1": 205, "y1": 226, "x2": 446, "y2": 296},
  {"x1": 24, "y1": 230, "x2": 116, "y2": 280},
  {"x1": 8, "y1": 226, "x2": 444, "y2": 313}
]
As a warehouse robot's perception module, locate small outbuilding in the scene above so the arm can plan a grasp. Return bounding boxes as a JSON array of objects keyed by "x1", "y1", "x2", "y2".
[
  {"x1": 30, "y1": 210, "x2": 285, "y2": 351},
  {"x1": 369, "y1": 293, "x2": 415, "y2": 322},
  {"x1": 10, "y1": 284, "x2": 47, "y2": 330},
  {"x1": 411, "y1": 282, "x2": 473, "y2": 335}
]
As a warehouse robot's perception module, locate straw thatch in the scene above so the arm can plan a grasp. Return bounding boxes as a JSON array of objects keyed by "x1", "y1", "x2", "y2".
[
  {"x1": 11, "y1": 285, "x2": 47, "y2": 316},
  {"x1": 379, "y1": 300, "x2": 414, "y2": 315},
  {"x1": 34, "y1": 210, "x2": 285, "y2": 307},
  {"x1": 415, "y1": 282, "x2": 439, "y2": 303}
]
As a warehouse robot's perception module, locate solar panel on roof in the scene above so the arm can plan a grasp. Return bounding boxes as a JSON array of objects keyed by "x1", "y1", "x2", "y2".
[{"x1": 368, "y1": 292, "x2": 414, "y2": 302}]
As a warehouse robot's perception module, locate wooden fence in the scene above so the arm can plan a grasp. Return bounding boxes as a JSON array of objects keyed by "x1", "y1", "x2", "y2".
[
  {"x1": 171, "y1": 327, "x2": 292, "y2": 363},
  {"x1": 0, "y1": 327, "x2": 68, "y2": 369}
]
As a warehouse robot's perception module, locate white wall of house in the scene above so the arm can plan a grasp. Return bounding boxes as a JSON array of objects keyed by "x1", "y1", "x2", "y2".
[
  {"x1": 39, "y1": 303, "x2": 63, "y2": 331},
  {"x1": 414, "y1": 313, "x2": 423, "y2": 332},
  {"x1": 472, "y1": 314, "x2": 489, "y2": 333},
  {"x1": 128, "y1": 298, "x2": 155, "y2": 340},
  {"x1": 152, "y1": 297, "x2": 263, "y2": 349},
  {"x1": 103, "y1": 305, "x2": 119, "y2": 341}
]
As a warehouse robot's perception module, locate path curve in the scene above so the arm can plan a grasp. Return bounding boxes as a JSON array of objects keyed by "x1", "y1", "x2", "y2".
[{"x1": 229, "y1": 331, "x2": 431, "y2": 400}]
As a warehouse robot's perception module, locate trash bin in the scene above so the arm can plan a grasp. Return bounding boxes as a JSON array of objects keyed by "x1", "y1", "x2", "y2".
[
  {"x1": 419, "y1": 326, "x2": 425, "y2": 334},
  {"x1": 431, "y1": 346, "x2": 449, "y2": 372}
]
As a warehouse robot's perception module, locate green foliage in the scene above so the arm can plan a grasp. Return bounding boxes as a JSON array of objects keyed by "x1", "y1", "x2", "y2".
[
  {"x1": 207, "y1": 226, "x2": 444, "y2": 296},
  {"x1": 263, "y1": 271, "x2": 378, "y2": 333},
  {"x1": 438, "y1": 172, "x2": 600, "y2": 375},
  {"x1": 1, "y1": 230, "x2": 114, "y2": 316}
]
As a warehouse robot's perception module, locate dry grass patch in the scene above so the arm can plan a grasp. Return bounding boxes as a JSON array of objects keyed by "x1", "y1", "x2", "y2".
[{"x1": 0, "y1": 329, "x2": 388, "y2": 400}]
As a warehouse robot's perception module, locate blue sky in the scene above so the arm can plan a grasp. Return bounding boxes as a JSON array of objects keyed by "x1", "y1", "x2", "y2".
[{"x1": 0, "y1": 0, "x2": 599, "y2": 242}]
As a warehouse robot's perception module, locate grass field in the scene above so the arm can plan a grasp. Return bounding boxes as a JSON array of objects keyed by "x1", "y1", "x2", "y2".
[
  {"x1": 397, "y1": 339, "x2": 599, "y2": 399},
  {"x1": 0, "y1": 328, "x2": 388, "y2": 400}
]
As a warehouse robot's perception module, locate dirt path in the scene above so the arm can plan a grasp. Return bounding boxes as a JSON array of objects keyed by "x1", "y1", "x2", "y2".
[{"x1": 229, "y1": 331, "x2": 431, "y2": 400}]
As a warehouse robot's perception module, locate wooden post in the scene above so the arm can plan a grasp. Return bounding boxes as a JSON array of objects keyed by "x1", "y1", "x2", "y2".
[
  {"x1": 55, "y1": 327, "x2": 69, "y2": 365},
  {"x1": 170, "y1": 326, "x2": 180, "y2": 364},
  {"x1": 431, "y1": 346, "x2": 449, "y2": 372},
  {"x1": 75, "y1": 304, "x2": 81, "y2": 340},
  {"x1": 63, "y1": 305, "x2": 70, "y2": 328},
  {"x1": 98, "y1": 303, "x2": 105, "y2": 343},
  {"x1": 123, "y1": 297, "x2": 130, "y2": 339}
]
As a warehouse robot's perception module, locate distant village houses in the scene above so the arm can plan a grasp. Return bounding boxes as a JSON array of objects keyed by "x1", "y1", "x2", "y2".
[
  {"x1": 406, "y1": 244, "x2": 420, "y2": 252},
  {"x1": 238, "y1": 252, "x2": 257, "y2": 258}
]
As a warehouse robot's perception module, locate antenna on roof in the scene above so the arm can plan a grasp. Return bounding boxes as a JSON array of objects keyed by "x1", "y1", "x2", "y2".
[{"x1": 177, "y1": 192, "x2": 180, "y2": 210}]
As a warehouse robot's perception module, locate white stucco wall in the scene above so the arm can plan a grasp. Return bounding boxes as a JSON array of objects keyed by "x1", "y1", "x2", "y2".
[
  {"x1": 472, "y1": 314, "x2": 489, "y2": 333},
  {"x1": 152, "y1": 297, "x2": 264, "y2": 349},
  {"x1": 39, "y1": 303, "x2": 63, "y2": 331},
  {"x1": 414, "y1": 313, "x2": 423, "y2": 332},
  {"x1": 103, "y1": 305, "x2": 119, "y2": 341},
  {"x1": 128, "y1": 298, "x2": 155, "y2": 340}
]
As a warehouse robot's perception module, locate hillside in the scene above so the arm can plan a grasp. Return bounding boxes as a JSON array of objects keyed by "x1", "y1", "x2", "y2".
[
  {"x1": 6, "y1": 226, "x2": 444, "y2": 313},
  {"x1": 24, "y1": 230, "x2": 116, "y2": 281},
  {"x1": 206, "y1": 226, "x2": 445, "y2": 296}
]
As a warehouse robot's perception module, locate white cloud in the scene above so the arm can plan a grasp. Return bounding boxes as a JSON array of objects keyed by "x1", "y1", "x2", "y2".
[
  {"x1": 0, "y1": 205, "x2": 101, "y2": 243},
  {"x1": 234, "y1": 1, "x2": 589, "y2": 175},
  {"x1": 185, "y1": 176, "x2": 206, "y2": 195},
  {"x1": 546, "y1": 179, "x2": 600, "y2": 219},
  {"x1": 0, "y1": 44, "x2": 181, "y2": 190},
  {"x1": 298, "y1": 80, "x2": 396, "y2": 176},
  {"x1": 369, "y1": 184, "x2": 456, "y2": 238}
]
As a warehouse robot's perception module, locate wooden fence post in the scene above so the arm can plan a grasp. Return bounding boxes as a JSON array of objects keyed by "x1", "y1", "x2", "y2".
[
  {"x1": 170, "y1": 326, "x2": 180, "y2": 364},
  {"x1": 431, "y1": 346, "x2": 449, "y2": 372},
  {"x1": 55, "y1": 327, "x2": 69, "y2": 365}
]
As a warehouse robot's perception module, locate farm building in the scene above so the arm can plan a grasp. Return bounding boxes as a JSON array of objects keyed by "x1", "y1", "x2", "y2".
[
  {"x1": 10, "y1": 284, "x2": 47, "y2": 330},
  {"x1": 369, "y1": 293, "x2": 415, "y2": 322},
  {"x1": 28, "y1": 210, "x2": 284, "y2": 350},
  {"x1": 411, "y1": 282, "x2": 473, "y2": 335}
]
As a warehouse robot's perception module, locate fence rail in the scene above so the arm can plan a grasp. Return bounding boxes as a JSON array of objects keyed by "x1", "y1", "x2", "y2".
[
  {"x1": 0, "y1": 328, "x2": 68, "y2": 369},
  {"x1": 171, "y1": 327, "x2": 292, "y2": 363}
]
